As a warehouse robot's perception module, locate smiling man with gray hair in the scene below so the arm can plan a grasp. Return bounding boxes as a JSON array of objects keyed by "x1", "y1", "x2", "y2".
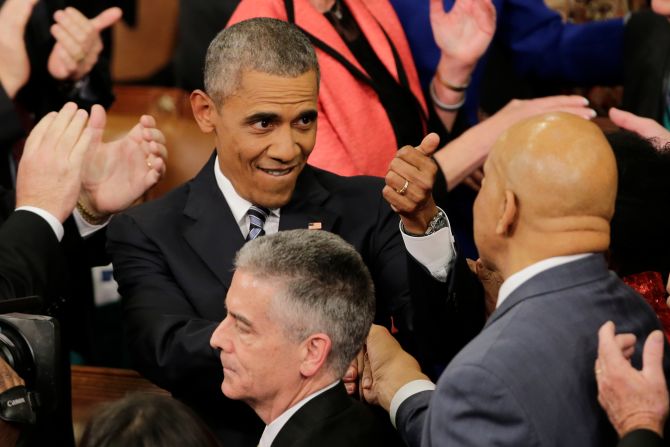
[{"x1": 210, "y1": 229, "x2": 404, "y2": 447}]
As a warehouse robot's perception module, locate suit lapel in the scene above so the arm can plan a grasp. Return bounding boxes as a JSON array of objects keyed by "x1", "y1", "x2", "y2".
[
  {"x1": 272, "y1": 383, "x2": 351, "y2": 447},
  {"x1": 182, "y1": 152, "x2": 245, "y2": 289},
  {"x1": 279, "y1": 166, "x2": 339, "y2": 233},
  {"x1": 485, "y1": 254, "x2": 611, "y2": 328}
]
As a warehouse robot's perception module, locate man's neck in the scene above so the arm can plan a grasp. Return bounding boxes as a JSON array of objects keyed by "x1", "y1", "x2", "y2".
[{"x1": 253, "y1": 376, "x2": 337, "y2": 424}]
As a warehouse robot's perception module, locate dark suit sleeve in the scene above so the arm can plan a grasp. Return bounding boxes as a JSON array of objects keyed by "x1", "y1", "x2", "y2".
[
  {"x1": 106, "y1": 213, "x2": 222, "y2": 396},
  {"x1": 369, "y1": 193, "x2": 484, "y2": 372},
  {"x1": 617, "y1": 429, "x2": 665, "y2": 447},
  {"x1": 0, "y1": 210, "x2": 64, "y2": 300},
  {"x1": 0, "y1": 86, "x2": 24, "y2": 151}
]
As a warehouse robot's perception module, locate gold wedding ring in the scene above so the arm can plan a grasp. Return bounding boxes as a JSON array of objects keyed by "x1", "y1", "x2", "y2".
[{"x1": 396, "y1": 179, "x2": 409, "y2": 195}]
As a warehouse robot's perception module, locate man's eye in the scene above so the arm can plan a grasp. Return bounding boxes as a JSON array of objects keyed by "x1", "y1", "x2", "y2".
[
  {"x1": 253, "y1": 119, "x2": 272, "y2": 130},
  {"x1": 295, "y1": 116, "x2": 314, "y2": 128}
]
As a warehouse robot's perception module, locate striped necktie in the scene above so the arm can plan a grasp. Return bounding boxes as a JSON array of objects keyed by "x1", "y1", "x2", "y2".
[{"x1": 246, "y1": 205, "x2": 270, "y2": 241}]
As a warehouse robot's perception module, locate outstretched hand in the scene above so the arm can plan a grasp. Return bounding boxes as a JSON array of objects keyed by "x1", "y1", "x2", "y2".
[
  {"x1": 609, "y1": 108, "x2": 670, "y2": 147},
  {"x1": 48, "y1": 7, "x2": 122, "y2": 81},
  {"x1": 16, "y1": 102, "x2": 95, "y2": 222},
  {"x1": 79, "y1": 108, "x2": 167, "y2": 217},
  {"x1": 595, "y1": 321, "x2": 668, "y2": 438},
  {"x1": 360, "y1": 325, "x2": 428, "y2": 411},
  {"x1": 430, "y1": 0, "x2": 496, "y2": 68}
]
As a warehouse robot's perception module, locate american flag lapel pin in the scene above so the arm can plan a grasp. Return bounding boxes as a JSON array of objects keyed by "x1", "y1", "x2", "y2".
[{"x1": 308, "y1": 222, "x2": 322, "y2": 230}]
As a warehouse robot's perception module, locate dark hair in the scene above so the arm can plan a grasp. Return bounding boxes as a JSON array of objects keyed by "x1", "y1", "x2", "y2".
[
  {"x1": 79, "y1": 394, "x2": 220, "y2": 447},
  {"x1": 607, "y1": 131, "x2": 670, "y2": 282}
]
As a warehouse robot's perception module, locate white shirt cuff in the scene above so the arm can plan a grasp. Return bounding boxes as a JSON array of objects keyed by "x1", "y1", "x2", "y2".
[
  {"x1": 15, "y1": 206, "x2": 64, "y2": 242},
  {"x1": 390, "y1": 379, "x2": 436, "y2": 428},
  {"x1": 400, "y1": 211, "x2": 456, "y2": 282},
  {"x1": 73, "y1": 208, "x2": 109, "y2": 238}
]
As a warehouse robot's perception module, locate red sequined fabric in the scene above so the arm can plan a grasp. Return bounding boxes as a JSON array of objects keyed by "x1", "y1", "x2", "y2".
[{"x1": 623, "y1": 271, "x2": 670, "y2": 341}]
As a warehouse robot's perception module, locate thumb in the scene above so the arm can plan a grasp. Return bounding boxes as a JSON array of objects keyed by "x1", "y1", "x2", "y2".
[
  {"x1": 642, "y1": 330, "x2": 666, "y2": 384},
  {"x1": 91, "y1": 7, "x2": 122, "y2": 31},
  {"x1": 416, "y1": 132, "x2": 441, "y2": 157}
]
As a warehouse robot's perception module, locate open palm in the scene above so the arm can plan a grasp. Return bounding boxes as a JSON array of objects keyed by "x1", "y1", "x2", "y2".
[
  {"x1": 430, "y1": 0, "x2": 496, "y2": 67},
  {"x1": 80, "y1": 106, "x2": 167, "y2": 215}
]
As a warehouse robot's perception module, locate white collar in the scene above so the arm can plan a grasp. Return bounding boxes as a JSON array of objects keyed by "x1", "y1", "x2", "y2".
[
  {"x1": 258, "y1": 381, "x2": 340, "y2": 447},
  {"x1": 213, "y1": 155, "x2": 279, "y2": 229},
  {"x1": 496, "y1": 253, "x2": 593, "y2": 309}
]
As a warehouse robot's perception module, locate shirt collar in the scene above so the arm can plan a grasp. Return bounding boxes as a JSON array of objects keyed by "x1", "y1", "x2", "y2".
[
  {"x1": 496, "y1": 253, "x2": 593, "y2": 309},
  {"x1": 213, "y1": 155, "x2": 279, "y2": 227},
  {"x1": 258, "y1": 381, "x2": 340, "y2": 447}
]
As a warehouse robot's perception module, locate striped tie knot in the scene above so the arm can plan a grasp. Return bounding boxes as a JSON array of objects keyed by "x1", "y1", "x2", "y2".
[{"x1": 246, "y1": 205, "x2": 270, "y2": 241}]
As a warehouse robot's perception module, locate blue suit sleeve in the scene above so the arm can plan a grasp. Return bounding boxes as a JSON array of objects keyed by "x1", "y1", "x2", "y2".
[{"x1": 498, "y1": 0, "x2": 624, "y2": 85}]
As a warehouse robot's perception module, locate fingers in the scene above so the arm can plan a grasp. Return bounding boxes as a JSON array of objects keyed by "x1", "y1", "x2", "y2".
[
  {"x1": 139, "y1": 114, "x2": 157, "y2": 129},
  {"x1": 22, "y1": 112, "x2": 57, "y2": 157},
  {"x1": 54, "y1": 8, "x2": 92, "y2": 47},
  {"x1": 343, "y1": 360, "x2": 358, "y2": 396},
  {"x1": 597, "y1": 321, "x2": 626, "y2": 371},
  {"x1": 642, "y1": 330, "x2": 666, "y2": 385},
  {"x1": 143, "y1": 127, "x2": 167, "y2": 146},
  {"x1": 614, "y1": 333, "x2": 637, "y2": 360},
  {"x1": 60, "y1": 109, "x2": 90, "y2": 161},
  {"x1": 609, "y1": 107, "x2": 670, "y2": 143},
  {"x1": 91, "y1": 7, "x2": 123, "y2": 31},
  {"x1": 429, "y1": 0, "x2": 446, "y2": 18},
  {"x1": 471, "y1": 0, "x2": 496, "y2": 34}
]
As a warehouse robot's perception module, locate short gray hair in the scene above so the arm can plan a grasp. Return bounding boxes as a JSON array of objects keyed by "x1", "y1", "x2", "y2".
[
  {"x1": 234, "y1": 230, "x2": 375, "y2": 377},
  {"x1": 204, "y1": 17, "x2": 320, "y2": 106}
]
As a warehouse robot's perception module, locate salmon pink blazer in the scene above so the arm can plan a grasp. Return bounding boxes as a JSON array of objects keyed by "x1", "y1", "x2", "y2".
[{"x1": 228, "y1": 0, "x2": 429, "y2": 178}]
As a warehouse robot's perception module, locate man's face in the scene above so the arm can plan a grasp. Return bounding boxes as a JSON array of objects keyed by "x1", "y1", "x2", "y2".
[
  {"x1": 210, "y1": 270, "x2": 302, "y2": 406},
  {"x1": 211, "y1": 70, "x2": 318, "y2": 208},
  {"x1": 473, "y1": 155, "x2": 504, "y2": 270}
]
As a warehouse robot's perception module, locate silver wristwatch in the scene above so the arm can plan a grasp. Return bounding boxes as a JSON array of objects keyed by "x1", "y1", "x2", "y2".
[{"x1": 424, "y1": 209, "x2": 448, "y2": 236}]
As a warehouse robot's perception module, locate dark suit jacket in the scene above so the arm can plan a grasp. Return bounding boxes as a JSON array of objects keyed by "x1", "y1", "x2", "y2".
[
  {"x1": 107, "y1": 153, "x2": 477, "y2": 446},
  {"x1": 618, "y1": 429, "x2": 665, "y2": 447},
  {"x1": 0, "y1": 211, "x2": 63, "y2": 299},
  {"x1": 272, "y1": 383, "x2": 405, "y2": 447},
  {"x1": 621, "y1": 10, "x2": 670, "y2": 123},
  {"x1": 397, "y1": 254, "x2": 670, "y2": 447}
]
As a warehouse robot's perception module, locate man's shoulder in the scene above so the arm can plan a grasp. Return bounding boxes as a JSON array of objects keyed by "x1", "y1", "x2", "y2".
[
  {"x1": 308, "y1": 165, "x2": 386, "y2": 190},
  {"x1": 111, "y1": 181, "x2": 192, "y2": 229},
  {"x1": 287, "y1": 398, "x2": 403, "y2": 447}
]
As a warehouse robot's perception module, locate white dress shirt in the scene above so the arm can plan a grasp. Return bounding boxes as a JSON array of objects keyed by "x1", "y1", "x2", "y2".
[
  {"x1": 214, "y1": 157, "x2": 455, "y2": 281},
  {"x1": 258, "y1": 381, "x2": 340, "y2": 447},
  {"x1": 389, "y1": 253, "x2": 594, "y2": 427}
]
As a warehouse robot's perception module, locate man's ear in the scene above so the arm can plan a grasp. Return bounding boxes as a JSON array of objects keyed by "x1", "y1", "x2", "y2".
[
  {"x1": 496, "y1": 190, "x2": 517, "y2": 236},
  {"x1": 299, "y1": 333, "x2": 331, "y2": 378},
  {"x1": 191, "y1": 89, "x2": 218, "y2": 134}
]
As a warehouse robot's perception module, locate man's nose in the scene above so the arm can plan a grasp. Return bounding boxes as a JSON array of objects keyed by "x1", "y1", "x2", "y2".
[
  {"x1": 210, "y1": 318, "x2": 232, "y2": 352},
  {"x1": 267, "y1": 126, "x2": 301, "y2": 161}
]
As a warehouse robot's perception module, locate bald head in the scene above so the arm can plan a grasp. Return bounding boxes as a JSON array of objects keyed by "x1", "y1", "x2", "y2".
[
  {"x1": 475, "y1": 112, "x2": 617, "y2": 276},
  {"x1": 496, "y1": 112, "x2": 616, "y2": 223}
]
